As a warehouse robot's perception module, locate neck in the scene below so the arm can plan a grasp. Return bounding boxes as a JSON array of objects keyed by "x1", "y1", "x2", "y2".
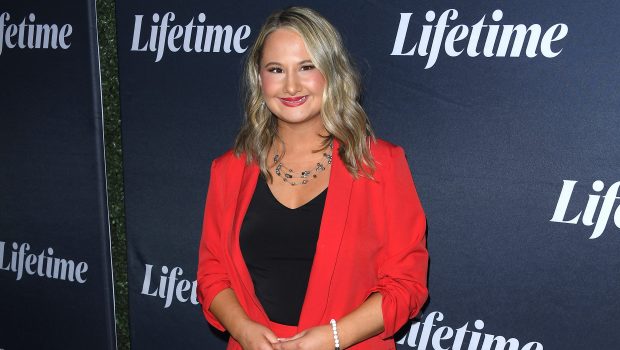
[{"x1": 276, "y1": 119, "x2": 329, "y2": 156}]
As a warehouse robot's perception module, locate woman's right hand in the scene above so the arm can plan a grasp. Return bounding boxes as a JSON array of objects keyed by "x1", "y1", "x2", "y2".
[
  {"x1": 206, "y1": 289, "x2": 277, "y2": 349},
  {"x1": 232, "y1": 319, "x2": 278, "y2": 350}
]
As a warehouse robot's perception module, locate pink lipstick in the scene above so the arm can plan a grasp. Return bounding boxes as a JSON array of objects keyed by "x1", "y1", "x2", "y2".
[{"x1": 279, "y1": 95, "x2": 307, "y2": 107}]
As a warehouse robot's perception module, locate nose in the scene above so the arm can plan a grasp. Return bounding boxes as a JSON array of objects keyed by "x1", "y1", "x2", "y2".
[{"x1": 284, "y1": 71, "x2": 301, "y2": 95}]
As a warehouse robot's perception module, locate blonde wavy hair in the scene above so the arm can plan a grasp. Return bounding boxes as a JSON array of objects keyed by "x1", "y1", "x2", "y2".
[{"x1": 234, "y1": 6, "x2": 376, "y2": 181}]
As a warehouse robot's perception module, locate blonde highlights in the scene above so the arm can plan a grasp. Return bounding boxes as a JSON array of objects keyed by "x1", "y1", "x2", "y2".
[{"x1": 234, "y1": 6, "x2": 375, "y2": 180}]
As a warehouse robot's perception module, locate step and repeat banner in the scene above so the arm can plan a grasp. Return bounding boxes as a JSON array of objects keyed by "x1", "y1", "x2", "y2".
[
  {"x1": 0, "y1": 0, "x2": 116, "y2": 349},
  {"x1": 116, "y1": 0, "x2": 619, "y2": 349}
]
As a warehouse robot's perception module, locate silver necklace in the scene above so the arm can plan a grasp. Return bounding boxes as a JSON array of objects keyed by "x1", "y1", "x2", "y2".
[{"x1": 273, "y1": 141, "x2": 333, "y2": 186}]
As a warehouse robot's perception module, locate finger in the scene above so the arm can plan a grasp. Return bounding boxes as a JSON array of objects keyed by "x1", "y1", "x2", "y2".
[
  {"x1": 278, "y1": 331, "x2": 306, "y2": 342},
  {"x1": 263, "y1": 331, "x2": 278, "y2": 344},
  {"x1": 274, "y1": 339, "x2": 303, "y2": 350},
  {"x1": 274, "y1": 338, "x2": 303, "y2": 350},
  {"x1": 259, "y1": 343, "x2": 276, "y2": 350}
]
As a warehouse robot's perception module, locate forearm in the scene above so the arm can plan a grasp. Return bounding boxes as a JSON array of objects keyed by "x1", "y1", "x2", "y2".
[
  {"x1": 209, "y1": 288, "x2": 251, "y2": 339},
  {"x1": 336, "y1": 292, "x2": 384, "y2": 349}
]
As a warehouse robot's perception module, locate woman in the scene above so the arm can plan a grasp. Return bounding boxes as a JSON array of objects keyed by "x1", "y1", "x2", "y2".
[{"x1": 197, "y1": 7, "x2": 428, "y2": 350}]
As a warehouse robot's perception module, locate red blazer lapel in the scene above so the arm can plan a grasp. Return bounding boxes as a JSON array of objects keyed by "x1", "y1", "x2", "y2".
[
  {"x1": 299, "y1": 138, "x2": 354, "y2": 329},
  {"x1": 226, "y1": 155, "x2": 268, "y2": 321}
]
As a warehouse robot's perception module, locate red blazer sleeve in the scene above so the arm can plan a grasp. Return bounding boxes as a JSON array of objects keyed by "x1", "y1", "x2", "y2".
[
  {"x1": 196, "y1": 158, "x2": 231, "y2": 331},
  {"x1": 367, "y1": 145, "x2": 429, "y2": 339}
]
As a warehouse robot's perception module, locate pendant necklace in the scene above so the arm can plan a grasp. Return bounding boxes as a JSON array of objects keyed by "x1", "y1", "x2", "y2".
[{"x1": 273, "y1": 141, "x2": 333, "y2": 186}]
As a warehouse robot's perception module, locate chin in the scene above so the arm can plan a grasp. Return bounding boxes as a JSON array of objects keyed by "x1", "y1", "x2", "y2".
[{"x1": 278, "y1": 114, "x2": 321, "y2": 125}]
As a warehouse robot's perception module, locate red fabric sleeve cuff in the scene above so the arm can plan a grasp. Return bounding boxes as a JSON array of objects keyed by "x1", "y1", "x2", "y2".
[
  {"x1": 367, "y1": 283, "x2": 427, "y2": 339},
  {"x1": 197, "y1": 280, "x2": 231, "y2": 332}
]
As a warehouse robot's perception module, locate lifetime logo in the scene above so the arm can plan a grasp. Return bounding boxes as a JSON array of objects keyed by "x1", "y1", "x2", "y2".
[
  {"x1": 130, "y1": 12, "x2": 251, "y2": 62},
  {"x1": 391, "y1": 9, "x2": 568, "y2": 69},
  {"x1": 0, "y1": 241, "x2": 88, "y2": 283},
  {"x1": 550, "y1": 180, "x2": 620, "y2": 239},
  {"x1": 397, "y1": 311, "x2": 543, "y2": 350},
  {"x1": 141, "y1": 263, "x2": 199, "y2": 308},
  {"x1": 0, "y1": 12, "x2": 72, "y2": 56}
]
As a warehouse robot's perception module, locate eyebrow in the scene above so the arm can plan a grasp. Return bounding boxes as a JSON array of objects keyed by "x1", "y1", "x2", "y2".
[{"x1": 263, "y1": 59, "x2": 314, "y2": 67}]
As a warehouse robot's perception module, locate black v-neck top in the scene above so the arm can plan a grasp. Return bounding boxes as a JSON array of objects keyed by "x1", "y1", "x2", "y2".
[{"x1": 239, "y1": 177, "x2": 328, "y2": 326}]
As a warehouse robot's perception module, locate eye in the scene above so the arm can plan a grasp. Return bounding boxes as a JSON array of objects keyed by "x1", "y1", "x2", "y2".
[
  {"x1": 300, "y1": 64, "x2": 315, "y2": 71},
  {"x1": 267, "y1": 67, "x2": 283, "y2": 73}
]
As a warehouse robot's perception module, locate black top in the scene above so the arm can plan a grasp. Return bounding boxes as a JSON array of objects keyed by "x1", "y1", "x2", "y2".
[{"x1": 239, "y1": 177, "x2": 327, "y2": 326}]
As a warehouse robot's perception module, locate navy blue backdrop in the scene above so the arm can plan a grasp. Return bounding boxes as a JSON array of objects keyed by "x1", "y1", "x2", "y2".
[
  {"x1": 116, "y1": 1, "x2": 620, "y2": 349},
  {"x1": 0, "y1": 1, "x2": 116, "y2": 349}
]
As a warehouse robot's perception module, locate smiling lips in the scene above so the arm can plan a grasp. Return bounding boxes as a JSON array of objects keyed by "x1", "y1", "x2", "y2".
[{"x1": 279, "y1": 95, "x2": 308, "y2": 107}]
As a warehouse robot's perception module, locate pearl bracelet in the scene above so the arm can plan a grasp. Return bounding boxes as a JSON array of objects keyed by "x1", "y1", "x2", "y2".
[{"x1": 330, "y1": 319, "x2": 340, "y2": 350}]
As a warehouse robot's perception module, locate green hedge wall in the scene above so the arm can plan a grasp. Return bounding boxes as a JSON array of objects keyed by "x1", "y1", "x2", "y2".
[{"x1": 96, "y1": 0, "x2": 130, "y2": 348}]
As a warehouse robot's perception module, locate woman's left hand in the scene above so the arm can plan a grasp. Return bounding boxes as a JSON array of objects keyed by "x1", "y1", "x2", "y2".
[{"x1": 272, "y1": 324, "x2": 335, "y2": 350}]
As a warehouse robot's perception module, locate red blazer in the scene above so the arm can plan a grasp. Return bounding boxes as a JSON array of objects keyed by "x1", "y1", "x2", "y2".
[{"x1": 197, "y1": 138, "x2": 428, "y2": 350}]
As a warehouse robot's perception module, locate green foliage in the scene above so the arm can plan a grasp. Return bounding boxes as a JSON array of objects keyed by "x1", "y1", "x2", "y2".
[{"x1": 96, "y1": 0, "x2": 130, "y2": 348}]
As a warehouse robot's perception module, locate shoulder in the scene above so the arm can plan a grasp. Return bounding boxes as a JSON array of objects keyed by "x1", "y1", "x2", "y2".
[
  {"x1": 349, "y1": 138, "x2": 409, "y2": 183},
  {"x1": 367, "y1": 139, "x2": 420, "y2": 195},
  {"x1": 369, "y1": 138, "x2": 408, "y2": 166},
  {"x1": 370, "y1": 138, "x2": 402, "y2": 154},
  {"x1": 207, "y1": 149, "x2": 250, "y2": 196},
  {"x1": 211, "y1": 149, "x2": 247, "y2": 172},
  {"x1": 208, "y1": 149, "x2": 250, "y2": 189}
]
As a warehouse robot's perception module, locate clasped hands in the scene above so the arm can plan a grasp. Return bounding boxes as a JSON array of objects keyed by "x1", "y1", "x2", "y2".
[{"x1": 235, "y1": 319, "x2": 336, "y2": 350}]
